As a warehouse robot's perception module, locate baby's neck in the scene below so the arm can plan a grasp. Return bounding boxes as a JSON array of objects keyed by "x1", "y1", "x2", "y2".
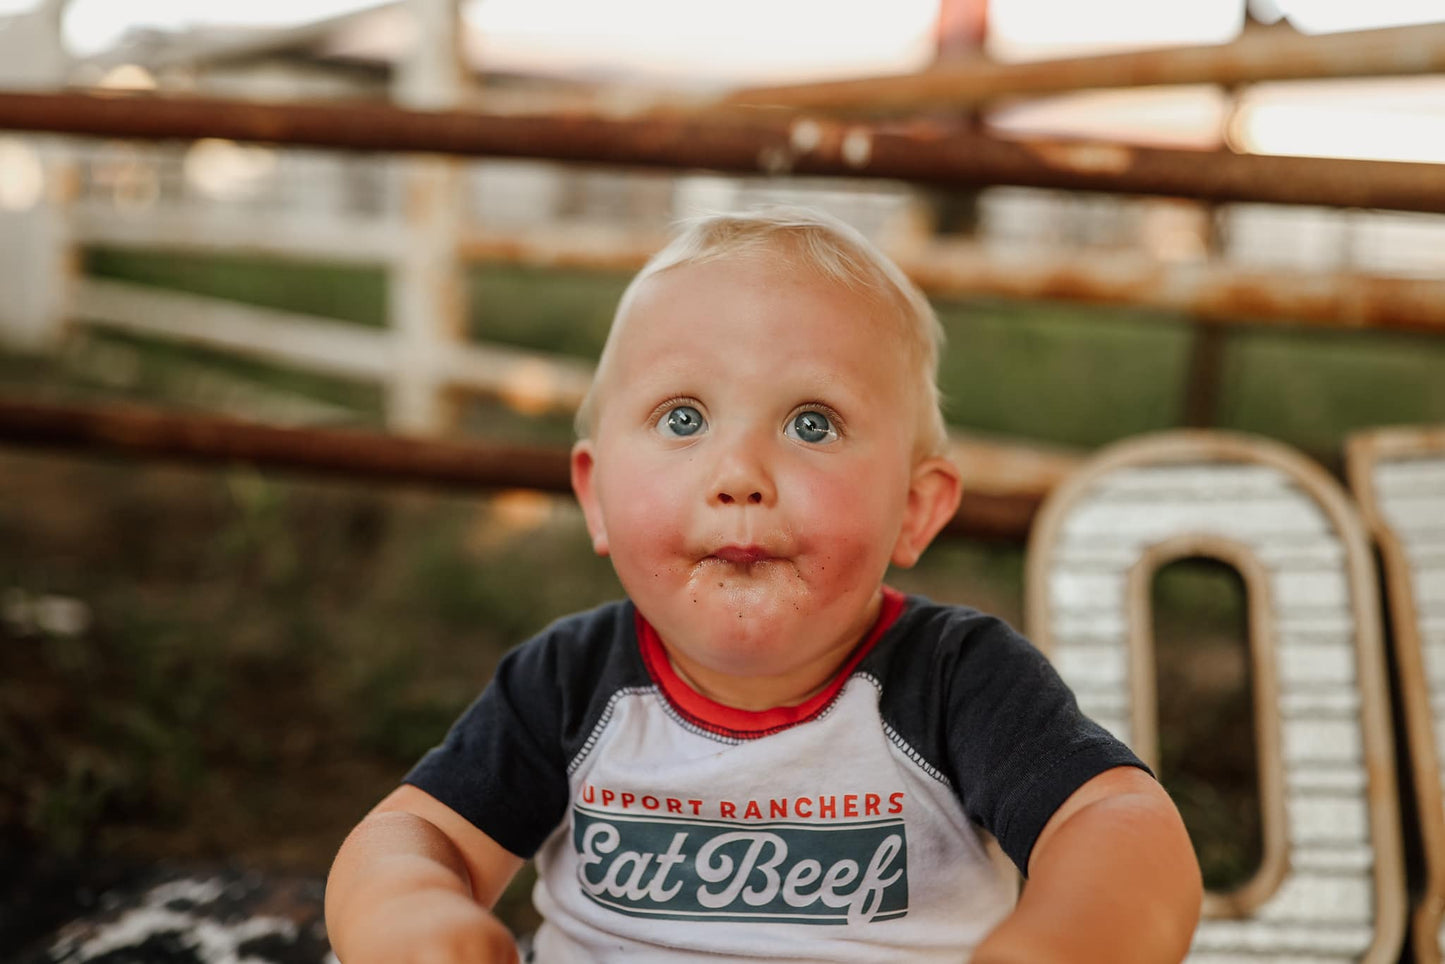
[{"x1": 665, "y1": 654, "x2": 837, "y2": 711}]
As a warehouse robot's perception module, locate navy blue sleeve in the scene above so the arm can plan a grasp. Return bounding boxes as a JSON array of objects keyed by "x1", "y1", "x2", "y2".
[
  {"x1": 941, "y1": 615, "x2": 1149, "y2": 872},
  {"x1": 403, "y1": 601, "x2": 645, "y2": 859},
  {"x1": 872, "y1": 600, "x2": 1150, "y2": 874},
  {"x1": 403, "y1": 636, "x2": 572, "y2": 858}
]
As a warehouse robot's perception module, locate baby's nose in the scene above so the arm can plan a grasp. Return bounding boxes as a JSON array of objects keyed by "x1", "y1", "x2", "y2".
[
  {"x1": 716, "y1": 488, "x2": 765, "y2": 505},
  {"x1": 709, "y1": 442, "x2": 776, "y2": 507}
]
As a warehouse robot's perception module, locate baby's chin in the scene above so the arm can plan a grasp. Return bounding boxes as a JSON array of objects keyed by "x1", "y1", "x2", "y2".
[
  {"x1": 683, "y1": 559, "x2": 809, "y2": 614},
  {"x1": 665, "y1": 606, "x2": 825, "y2": 682},
  {"x1": 673, "y1": 573, "x2": 844, "y2": 652}
]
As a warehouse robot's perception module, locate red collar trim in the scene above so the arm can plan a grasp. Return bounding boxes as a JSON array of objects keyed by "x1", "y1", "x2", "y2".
[{"x1": 634, "y1": 586, "x2": 907, "y2": 739}]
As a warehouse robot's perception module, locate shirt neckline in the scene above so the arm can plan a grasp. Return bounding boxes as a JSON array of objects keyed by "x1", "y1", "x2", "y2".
[{"x1": 634, "y1": 586, "x2": 907, "y2": 739}]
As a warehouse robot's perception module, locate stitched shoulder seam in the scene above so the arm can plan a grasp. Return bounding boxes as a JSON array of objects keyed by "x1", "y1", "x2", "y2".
[{"x1": 567, "y1": 685, "x2": 661, "y2": 774}]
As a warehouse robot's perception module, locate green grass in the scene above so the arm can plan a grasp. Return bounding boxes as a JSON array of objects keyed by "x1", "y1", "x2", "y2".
[
  {"x1": 467, "y1": 263, "x2": 628, "y2": 358},
  {"x1": 935, "y1": 299, "x2": 1195, "y2": 448},
  {"x1": 0, "y1": 452, "x2": 622, "y2": 874},
  {"x1": 1152, "y1": 558, "x2": 1261, "y2": 892},
  {"x1": 85, "y1": 250, "x2": 389, "y2": 328},
  {"x1": 1219, "y1": 325, "x2": 1445, "y2": 457}
]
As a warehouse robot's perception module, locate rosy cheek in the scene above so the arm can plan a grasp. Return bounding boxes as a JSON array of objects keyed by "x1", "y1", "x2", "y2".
[
  {"x1": 791, "y1": 476, "x2": 893, "y2": 572},
  {"x1": 602, "y1": 469, "x2": 684, "y2": 558}
]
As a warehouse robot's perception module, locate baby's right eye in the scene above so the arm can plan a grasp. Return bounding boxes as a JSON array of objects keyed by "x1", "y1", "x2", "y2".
[{"x1": 658, "y1": 404, "x2": 706, "y2": 438}]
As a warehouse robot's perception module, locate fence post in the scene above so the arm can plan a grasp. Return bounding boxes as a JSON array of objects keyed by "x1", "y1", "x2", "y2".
[
  {"x1": 0, "y1": 0, "x2": 73, "y2": 354},
  {"x1": 387, "y1": 0, "x2": 467, "y2": 435}
]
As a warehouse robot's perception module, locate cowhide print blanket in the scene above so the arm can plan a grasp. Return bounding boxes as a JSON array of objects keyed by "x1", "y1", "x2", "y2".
[{"x1": 11, "y1": 866, "x2": 331, "y2": 964}]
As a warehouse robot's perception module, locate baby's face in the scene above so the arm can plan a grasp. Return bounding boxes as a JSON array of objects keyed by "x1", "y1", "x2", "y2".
[{"x1": 571, "y1": 254, "x2": 953, "y2": 708}]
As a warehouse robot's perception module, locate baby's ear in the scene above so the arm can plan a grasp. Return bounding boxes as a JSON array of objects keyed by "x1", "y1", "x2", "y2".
[
  {"x1": 570, "y1": 440, "x2": 610, "y2": 557},
  {"x1": 891, "y1": 455, "x2": 963, "y2": 568}
]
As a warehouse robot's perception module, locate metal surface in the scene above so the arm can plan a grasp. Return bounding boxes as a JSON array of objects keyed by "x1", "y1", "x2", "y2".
[
  {"x1": 5, "y1": 91, "x2": 1445, "y2": 212},
  {"x1": 903, "y1": 243, "x2": 1445, "y2": 333},
  {"x1": 1025, "y1": 430, "x2": 1406, "y2": 958},
  {"x1": 728, "y1": 22, "x2": 1445, "y2": 114},
  {"x1": 1346, "y1": 427, "x2": 1445, "y2": 964},
  {"x1": 1182, "y1": 324, "x2": 1228, "y2": 428},
  {"x1": 0, "y1": 397, "x2": 1055, "y2": 540},
  {"x1": 461, "y1": 228, "x2": 1445, "y2": 336},
  {"x1": 0, "y1": 396, "x2": 574, "y2": 493}
]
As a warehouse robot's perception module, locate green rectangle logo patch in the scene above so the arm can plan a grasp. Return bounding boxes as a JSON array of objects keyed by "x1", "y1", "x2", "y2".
[{"x1": 572, "y1": 805, "x2": 908, "y2": 924}]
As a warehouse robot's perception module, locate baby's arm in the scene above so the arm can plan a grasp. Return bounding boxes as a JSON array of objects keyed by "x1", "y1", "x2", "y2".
[
  {"x1": 325, "y1": 784, "x2": 526, "y2": 964},
  {"x1": 974, "y1": 766, "x2": 1202, "y2": 964}
]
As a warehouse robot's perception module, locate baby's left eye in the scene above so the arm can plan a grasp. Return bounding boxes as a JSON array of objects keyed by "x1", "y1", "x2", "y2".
[{"x1": 786, "y1": 410, "x2": 838, "y2": 445}]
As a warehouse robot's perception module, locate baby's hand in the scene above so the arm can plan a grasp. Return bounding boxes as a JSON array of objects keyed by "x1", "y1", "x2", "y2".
[{"x1": 337, "y1": 888, "x2": 519, "y2": 964}]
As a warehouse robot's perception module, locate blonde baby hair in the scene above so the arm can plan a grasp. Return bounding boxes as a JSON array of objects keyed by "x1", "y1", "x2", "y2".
[{"x1": 575, "y1": 206, "x2": 949, "y2": 456}]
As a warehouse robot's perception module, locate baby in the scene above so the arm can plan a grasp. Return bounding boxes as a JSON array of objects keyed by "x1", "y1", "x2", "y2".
[{"x1": 325, "y1": 207, "x2": 1202, "y2": 962}]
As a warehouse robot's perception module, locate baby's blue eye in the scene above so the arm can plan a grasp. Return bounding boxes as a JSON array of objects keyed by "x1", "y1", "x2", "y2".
[
  {"x1": 659, "y1": 405, "x2": 705, "y2": 438},
  {"x1": 788, "y1": 410, "x2": 837, "y2": 444}
]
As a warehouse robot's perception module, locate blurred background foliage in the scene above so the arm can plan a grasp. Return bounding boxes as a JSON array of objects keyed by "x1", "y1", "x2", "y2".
[{"x1": 3, "y1": 247, "x2": 1443, "y2": 936}]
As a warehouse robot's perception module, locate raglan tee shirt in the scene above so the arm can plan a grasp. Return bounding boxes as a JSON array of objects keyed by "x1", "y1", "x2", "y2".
[{"x1": 404, "y1": 589, "x2": 1148, "y2": 962}]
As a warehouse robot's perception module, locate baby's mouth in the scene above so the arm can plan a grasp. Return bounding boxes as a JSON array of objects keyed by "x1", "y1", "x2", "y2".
[{"x1": 708, "y1": 545, "x2": 776, "y2": 565}]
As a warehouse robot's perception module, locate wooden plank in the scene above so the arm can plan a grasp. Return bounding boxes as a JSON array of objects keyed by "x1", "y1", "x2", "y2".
[
  {"x1": 69, "y1": 278, "x2": 593, "y2": 411},
  {"x1": 72, "y1": 278, "x2": 393, "y2": 381},
  {"x1": 72, "y1": 201, "x2": 401, "y2": 264},
  {"x1": 386, "y1": 0, "x2": 469, "y2": 434}
]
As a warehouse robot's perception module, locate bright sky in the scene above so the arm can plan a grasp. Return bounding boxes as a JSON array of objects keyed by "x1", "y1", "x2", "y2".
[
  {"x1": 0, "y1": 0, "x2": 1442, "y2": 161},
  {"x1": 0, "y1": 0, "x2": 1438, "y2": 66},
  {"x1": 456, "y1": 0, "x2": 939, "y2": 83},
  {"x1": 991, "y1": 0, "x2": 1445, "y2": 57}
]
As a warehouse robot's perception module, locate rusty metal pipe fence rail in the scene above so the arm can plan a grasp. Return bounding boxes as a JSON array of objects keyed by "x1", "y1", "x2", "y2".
[
  {"x1": 4, "y1": 90, "x2": 1445, "y2": 214},
  {"x1": 727, "y1": 21, "x2": 1445, "y2": 114},
  {"x1": 0, "y1": 397, "x2": 1049, "y2": 541}
]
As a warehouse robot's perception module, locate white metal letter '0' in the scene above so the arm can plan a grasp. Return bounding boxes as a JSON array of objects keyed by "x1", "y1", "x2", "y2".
[
  {"x1": 1026, "y1": 431, "x2": 1405, "y2": 963},
  {"x1": 1348, "y1": 426, "x2": 1445, "y2": 964}
]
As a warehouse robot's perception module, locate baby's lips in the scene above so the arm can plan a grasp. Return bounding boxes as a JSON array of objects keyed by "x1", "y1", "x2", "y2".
[{"x1": 710, "y1": 545, "x2": 775, "y2": 565}]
